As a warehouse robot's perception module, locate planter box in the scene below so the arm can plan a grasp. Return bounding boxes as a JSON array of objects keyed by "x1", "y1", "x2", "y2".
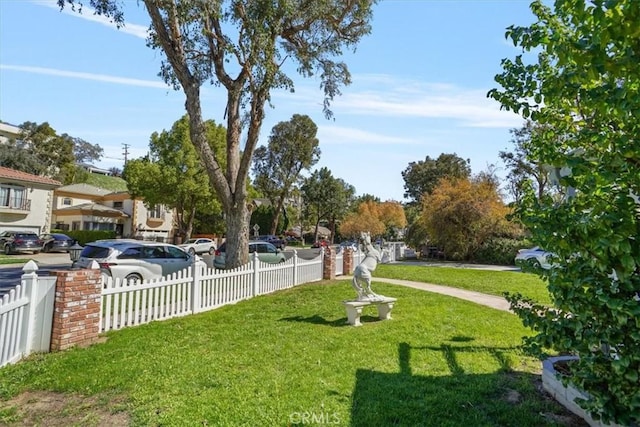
[{"x1": 542, "y1": 356, "x2": 626, "y2": 427}]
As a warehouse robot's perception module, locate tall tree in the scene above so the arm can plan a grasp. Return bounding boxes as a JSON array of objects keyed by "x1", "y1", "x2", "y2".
[
  {"x1": 0, "y1": 140, "x2": 42, "y2": 175},
  {"x1": 401, "y1": 153, "x2": 471, "y2": 203},
  {"x1": 124, "y1": 115, "x2": 225, "y2": 240},
  {"x1": 73, "y1": 137, "x2": 104, "y2": 164},
  {"x1": 59, "y1": 0, "x2": 376, "y2": 269},
  {"x1": 353, "y1": 193, "x2": 380, "y2": 207},
  {"x1": 489, "y1": 1, "x2": 640, "y2": 423},
  {"x1": 252, "y1": 114, "x2": 320, "y2": 235},
  {"x1": 499, "y1": 121, "x2": 551, "y2": 202},
  {"x1": 19, "y1": 121, "x2": 76, "y2": 183},
  {"x1": 302, "y1": 167, "x2": 355, "y2": 242},
  {"x1": 340, "y1": 200, "x2": 406, "y2": 239},
  {"x1": 377, "y1": 201, "x2": 407, "y2": 239},
  {"x1": 420, "y1": 176, "x2": 511, "y2": 261}
]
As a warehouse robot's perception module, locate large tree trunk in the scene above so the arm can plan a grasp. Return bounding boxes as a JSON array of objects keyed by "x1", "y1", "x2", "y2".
[
  {"x1": 224, "y1": 203, "x2": 251, "y2": 267},
  {"x1": 145, "y1": 1, "x2": 268, "y2": 269}
]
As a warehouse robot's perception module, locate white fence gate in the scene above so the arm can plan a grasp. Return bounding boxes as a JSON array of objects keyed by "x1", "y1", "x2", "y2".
[{"x1": 0, "y1": 261, "x2": 56, "y2": 367}]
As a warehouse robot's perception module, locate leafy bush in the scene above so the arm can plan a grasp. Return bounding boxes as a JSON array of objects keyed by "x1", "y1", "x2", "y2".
[
  {"x1": 52, "y1": 230, "x2": 116, "y2": 246},
  {"x1": 490, "y1": 1, "x2": 640, "y2": 423},
  {"x1": 473, "y1": 238, "x2": 532, "y2": 265}
]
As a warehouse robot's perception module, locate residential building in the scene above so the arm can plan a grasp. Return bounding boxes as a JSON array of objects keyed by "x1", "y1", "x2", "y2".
[
  {"x1": 0, "y1": 166, "x2": 61, "y2": 234},
  {"x1": 52, "y1": 183, "x2": 175, "y2": 242},
  {"x1": 0, "y1": 121, "x2": 22, "y2": 145}
]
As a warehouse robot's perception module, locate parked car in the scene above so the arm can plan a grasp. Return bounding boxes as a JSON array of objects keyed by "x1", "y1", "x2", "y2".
[
  {"x1": 40, "y1": 233, "x2": 75, "y2": 253},
  {"x1": 214, "y1": 241, "x2": 286, "y2": 269},
  {"x1": 73, "y1": 240, "x2": 197, "y2": 283},
  {"x1": 0, "y1": 231, "x2": 43, "y2": 255},
  {"x1": 515, "y1": 247, "x2": 552, "y2": 269},
  {"x1": 255, "y1": 234, "x2": 286, "y2": 250},
  {"x1": 311, "y1": 239, "x2": 329, "y2": 248},
  {"x1": 179, "y1": 237, "x2": 217, "y2": 255}
]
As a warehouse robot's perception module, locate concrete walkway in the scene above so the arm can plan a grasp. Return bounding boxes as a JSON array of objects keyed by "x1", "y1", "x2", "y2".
[{"x1": 343, "y1": 276, "x2": 512, "y2": 312}]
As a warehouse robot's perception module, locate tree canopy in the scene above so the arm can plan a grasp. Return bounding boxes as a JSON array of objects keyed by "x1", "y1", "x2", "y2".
[
  {"x1": 489, "y1": 0, "x2": 640, "y2": 423},
  {"x1": 499, "y1": 121, "x2": 551, "y2": 202},
  {"x1": 0, "y1": 121, "x2": 88, "y2": 184},
  {"x1": 340, "y1": 200, "x2": 406, "y2": 239},
  {"x1": 419, "y1": 176, "x2": 512, "y2": 261},
  {"x1": 401, "y1": 153, "x2": 471, "y2": 204},
  {"x1": 252, "y1": 114, "x2": 320, "y2": 235},
  {"x1": 301, "y1": 167, "x2": 355, "y2": 242},
  {"x1": 58, "y1": 0, "x2": 376, "y2": 268},
  {"x1": 73, "y1": 137, "x2": 104, "y2": 164},
  {"x1": 123, "y1": 115, "x2": 225, "y2": 240}
]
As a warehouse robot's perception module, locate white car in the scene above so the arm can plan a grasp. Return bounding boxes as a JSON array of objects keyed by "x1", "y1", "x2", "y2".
[
  {"x1": 179, "y1": 238, "x2": 217, "y2": 255},
  {"x1": 515, "y1": 247, "x2": 552, "y2": 269},
  {"x1": 73, "y1": 240, "x2": 197, "y2": 283}
]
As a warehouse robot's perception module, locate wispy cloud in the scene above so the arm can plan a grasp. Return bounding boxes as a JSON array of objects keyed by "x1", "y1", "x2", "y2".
[
  {"x1": 34, "y1": 0, "x2": 148, "y2": 39},
  {"x1": 0, "y1": 64, "x2": 168, "y2": 88},
  {"x1": 276, "y1": 74, "x2": 522, "y2": 128},
  {"x1": 334, "y1": 77, "x2": 522, "y2": 128}
]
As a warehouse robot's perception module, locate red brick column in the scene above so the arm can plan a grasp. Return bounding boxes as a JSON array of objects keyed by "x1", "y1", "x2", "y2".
[
  {"x1": 343, "y1": 248, "x2": 354, "y2": 274},
  {"x1": 323, "y1": 246, "x2": 336, "y2": 280},
  {"x1": 50, "y1": 270, "x2": 102, "y2": 351}
]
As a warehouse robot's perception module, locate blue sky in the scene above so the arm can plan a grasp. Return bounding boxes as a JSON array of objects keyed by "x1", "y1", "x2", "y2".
[{"x1": 0, "y1": 0, "x2": 535, "y2": 201}]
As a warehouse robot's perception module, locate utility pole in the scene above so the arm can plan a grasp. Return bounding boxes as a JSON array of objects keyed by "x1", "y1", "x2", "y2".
[{"x1": 122, "y1": 143, "x2": 130, "y2": 164}]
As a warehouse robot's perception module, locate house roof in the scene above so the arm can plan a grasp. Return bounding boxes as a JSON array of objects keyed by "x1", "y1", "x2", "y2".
[
  {"x1": 53, "y1": 202, "x2": 130, "y2": 218},
  {"x1": 0, "y1": 166, "x2": 62, "y2": 187},
  {"x1": 55, "y1": 183, "x2": 112, "y2": 197}
]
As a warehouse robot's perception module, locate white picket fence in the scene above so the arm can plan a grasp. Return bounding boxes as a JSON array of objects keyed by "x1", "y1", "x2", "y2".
[
  {"x1": 0, "y1": 243, "x2": 404, "y2": 367},
  {"x1": 0, "y1": 261, "x2": 56, "y2": 368},
  {"x1": 100, "y1": 250, "x2": 325, "y2": 332}
]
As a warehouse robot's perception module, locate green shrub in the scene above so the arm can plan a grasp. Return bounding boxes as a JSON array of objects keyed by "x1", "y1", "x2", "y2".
[
  {"x1": 473, "y1": 238, "x2": 532, "y2": 265},
  {"x1": 52, "y1": 229, "x2": 116, "y2": 246}
]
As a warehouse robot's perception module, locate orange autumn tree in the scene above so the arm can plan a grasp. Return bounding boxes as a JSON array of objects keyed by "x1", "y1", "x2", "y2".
[
  {"x1": 378, "y1": 201, "x2": 407, "y2": 237},
  {"x1": 420, "y1": 176, "x2": 512, "y2": 260},
  {"x1": 340, "y1": 200, "x2": 406, "y2": 239}
]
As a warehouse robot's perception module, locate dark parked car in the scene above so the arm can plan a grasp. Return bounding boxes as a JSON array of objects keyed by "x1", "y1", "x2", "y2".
[
  {"x1": 256, "y1": 234, "x2": 286, "y2": 250},
  {"x1": 40, "y1": 233, "x2": 75, "y2": 253},
  {"x1": 0, "y1": 231, "x2": 43, "y2": 255}
]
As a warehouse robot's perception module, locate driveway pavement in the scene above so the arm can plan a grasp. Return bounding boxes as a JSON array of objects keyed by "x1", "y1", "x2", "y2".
[
  {"x1": 0, "y1": 253, "x2": 73, "y2": 296},
  {"x1": 0, "y1": 252, "x2": 73, "y2": 269}
]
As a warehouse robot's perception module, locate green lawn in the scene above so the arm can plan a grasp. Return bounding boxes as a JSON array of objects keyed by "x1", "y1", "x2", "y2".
[
  {"x1": 375, "y1": 264, "x2": 553, "y2": 305},
  {"x1": 84, "y1": 174, "x2": 128, "y2": 192},
  {"x1": 0, "y1": 255, "x2": 29, "y2": 265},
  {"x1": 0, "y1": 280, "x2": 577, "y2": 426}
]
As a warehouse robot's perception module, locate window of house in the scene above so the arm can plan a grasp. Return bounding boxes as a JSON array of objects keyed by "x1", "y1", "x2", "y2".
[
  {"x1": 148, "y1": 205, "x2": 163, "y2": 219},
  {"x1": 113, "y1": 201, "x2": 123, "y2": 209},
  {"x1": 54, "y1": 222, "x2": 70, "y2": 231},
  {"x1": 62, "y1": 198, "x2": 72, "y2": 206},
  {"x1": 72, "y1": 221, "x2": 81, "y2": 231},
  {"x1": 0, "y1": 184, "x2": 27, "y2": 209},
  {"x1": 82, "y1": 221, "x2": 115, "y2": 231}
]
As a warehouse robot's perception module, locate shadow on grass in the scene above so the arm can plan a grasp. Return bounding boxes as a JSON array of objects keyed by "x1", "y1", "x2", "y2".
[
  {"x1": 350, "y1": 342, "x2": 583, "y2": 427},
  {"x1": 278, "y1": 314, "x2": 382, "y2": 327}
]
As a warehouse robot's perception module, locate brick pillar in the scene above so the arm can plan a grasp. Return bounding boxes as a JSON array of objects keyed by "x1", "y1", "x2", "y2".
[
  {"x1": 343, "y1": 248, "x2": 354, "y2": 275},
  {"x1": 323, "y1": 246, "x2": 336, "y2": 280},
  {"x1": 50, "y1": 269, "x2": 102, "y2": 351}
]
